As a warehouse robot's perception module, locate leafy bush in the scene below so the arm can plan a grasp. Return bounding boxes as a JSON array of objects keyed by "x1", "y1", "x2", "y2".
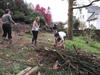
[
  {"x1": 13, "y1": 11, "x2": 25, "y2": 22},
  {"x1": 0, "y1": 26, "x2": 2, "y2": 34},
  {"x1": 80, "y1": 21, "x2": 86, "y2": 30},
  {"x1": 25, "y1": 11, "x2": 46, "y2": 24},
  {"x1": 73, "y1": 19, "x2": 80, "y2": 30},
  {"x1": 32, "y1": 11, "x2": 42, "y2": 17},
  {"x1": 0, "y1": 9, "x2": 5, "y2": 17},
  {"x1": 90, "y1": 24, "x2": 97, "y2": 30},
  {"x1": 35, "y1": 4, "x2": 51, "y2": 24},
  {"x1": 25, "y1": 15, "x2": 36, "y2": 24},
  {"x1": 40, "y1": 16, "x2": 46, "y2": 25}
]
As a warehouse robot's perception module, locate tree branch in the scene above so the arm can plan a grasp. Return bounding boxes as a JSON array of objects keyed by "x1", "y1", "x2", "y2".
[{"x1": 72, "y1": 0, "x2": 99, "y2": 9}]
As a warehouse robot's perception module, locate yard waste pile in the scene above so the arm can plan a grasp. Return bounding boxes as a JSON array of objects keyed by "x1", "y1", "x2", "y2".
[{"x1": 35, "y1": 44, "x2": 100, "y2": 75}]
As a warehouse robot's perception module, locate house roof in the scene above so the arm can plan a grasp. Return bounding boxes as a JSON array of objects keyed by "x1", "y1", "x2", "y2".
[
  {"x1": 87, "y1": 9, "x2": 100, "y2": 21},
  {"x1": 86, "y1": 5, "x2": 100, "y2": 13}
]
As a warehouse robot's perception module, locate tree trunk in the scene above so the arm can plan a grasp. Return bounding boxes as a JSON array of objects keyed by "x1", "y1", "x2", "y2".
[{"x1": 68, "y1": 0, "x2": 73, "y2": 40}]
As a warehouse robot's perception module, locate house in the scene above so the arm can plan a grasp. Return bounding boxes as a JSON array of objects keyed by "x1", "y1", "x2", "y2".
[{"x1": 73, "y1": 5, "x2": 100, "y2": 29}]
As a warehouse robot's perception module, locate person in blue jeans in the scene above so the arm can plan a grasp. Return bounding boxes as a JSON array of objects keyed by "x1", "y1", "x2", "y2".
[{"x1": 31, "y1": 17, "x2": 40, "y2": 46}]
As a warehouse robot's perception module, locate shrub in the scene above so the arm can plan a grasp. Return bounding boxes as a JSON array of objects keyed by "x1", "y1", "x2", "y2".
[
  {"x1": 35, "y1": 4, "x2": 51, "y2": 24},
  {"x1": 25, "y1": 15, "x2": 36, "y2": 24},
  {"x1": 40, "y1": 16, "x2": 46, "y2": 25},
  {"x1": 13, "y1": 11, "x2": 25, "y2": 22},
  {"x1": 90, "y1": 24, "x2": 96, "y2": 30},
  {"x1": 25, "y1": 11, "x2": 46, "y2": 24},
  {"x1": 80, "y1": 21, "x2": 86, "y2": 30},
  {"x1": 73, "y1": 19, "x2": 80, "y2": 30},
  {"x1": 0, "y1": 9, "x2": 5, "y2": 17},
  {"x1": 32, "y1": 11, "x2": 42, "y2": 17}
]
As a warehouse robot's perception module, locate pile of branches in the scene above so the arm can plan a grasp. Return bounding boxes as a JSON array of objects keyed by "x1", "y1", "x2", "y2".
[{"x1": 39, "y1": 45, "x2": 100, "y2": 75}]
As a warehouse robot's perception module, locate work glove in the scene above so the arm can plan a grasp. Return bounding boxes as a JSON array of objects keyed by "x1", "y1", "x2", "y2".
[
  {"x1": 36, "y1": 28, "x2": 38, "y2": 31},
  {"x1": 1, "y1": 21, "x2": 3, "y2": 24},
  {"x1": 58, "y1": 45, "x2": 61, "y2": 48},
  {"x1": 15, "y1": 23, "x2": 17, "y2": 26}
]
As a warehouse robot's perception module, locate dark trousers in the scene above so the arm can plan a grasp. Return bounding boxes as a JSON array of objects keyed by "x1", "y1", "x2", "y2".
[
  {"x1": 32, "y1": 31, "x2": 38, "y2": 41},
  {"x1": 57, "y1": 36, "x2": 66, "y2": 42},
  {"x1": 2, "y1": 24, "x2": 12, "y2": 39}
]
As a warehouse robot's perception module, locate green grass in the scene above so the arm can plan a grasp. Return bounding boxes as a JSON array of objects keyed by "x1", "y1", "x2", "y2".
[
  {"x1": 41, "y1": 34, "x2": 100, "y2": 54},
  {"x1": 65, "y1": 36, "x2": 100, "y2": 53},
  {"x1": 0, "y1": 60, "x2": 29, "y2": 75}
]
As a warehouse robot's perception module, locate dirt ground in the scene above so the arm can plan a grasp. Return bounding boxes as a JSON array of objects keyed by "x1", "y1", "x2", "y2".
[
  {"x1": 0, "y1": 31, "x2": 63, "y2": 74},
  {"x1": 1, "y1": 26, "x2": 100, "y2": 75}
]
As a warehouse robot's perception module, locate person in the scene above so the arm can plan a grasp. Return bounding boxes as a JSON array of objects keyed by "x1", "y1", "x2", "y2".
[
  {"x1": 31, "y1": 17, "x2": 40, "y2": 46},
  {"x1": 0, "y1": 9, "x2": 17, "y2": 45},
  {"x1": 52, "y1": 23, "x2": 57, "y2": 35},
  {"x1": 54, "y1": 31, "x2": 67, "y2": 49}
]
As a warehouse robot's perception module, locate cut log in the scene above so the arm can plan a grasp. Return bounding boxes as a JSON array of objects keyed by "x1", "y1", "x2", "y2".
[
  {"x1": 25, "y1": 66, "x2": 40, "y2": 75},
  {"x1": 17, "y1": 67, "x2": 32, "y2": 75}
]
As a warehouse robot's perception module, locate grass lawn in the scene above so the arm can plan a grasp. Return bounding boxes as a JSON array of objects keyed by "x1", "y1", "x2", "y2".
[{"x1": 65, "y1": 36, "x2": 100, "y2": 53}]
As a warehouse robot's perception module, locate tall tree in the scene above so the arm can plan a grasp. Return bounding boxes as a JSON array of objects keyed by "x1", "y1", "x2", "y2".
[
  {"x1": 68, "y1": 0, "x2": 73, "y2": 40},
  {"x1": 67, "y1": 0, "x2": 100, "y2": 40}
]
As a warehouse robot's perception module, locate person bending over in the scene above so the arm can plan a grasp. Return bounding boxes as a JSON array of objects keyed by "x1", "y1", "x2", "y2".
[
  {"x1": 54, "y1": 31, "x2": 67, "y2": 49},
  {"x1": 0, "y1": 9, "x2": 17, "y2": 45}
]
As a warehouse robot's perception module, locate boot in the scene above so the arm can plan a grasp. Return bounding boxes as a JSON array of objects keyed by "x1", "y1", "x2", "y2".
[
  {"x1": 31, "y1": 41, "x2": 34, "y2": 47},
  {"x1": 9, "y1": 39, "x2": 14, "y2": 45},
  {"x1": 0, "y1": 37, "x2": 5, "y2": 44},
  {"x1": 35, "y1": 40, "x2": 37, "y2": 46}
]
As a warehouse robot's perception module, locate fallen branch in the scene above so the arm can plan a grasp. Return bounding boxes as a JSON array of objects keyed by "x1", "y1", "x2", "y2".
[
  {"x1": 73, "y1": 45, "x2": 79, "y2": 55},
  {"x1": 25, "y1": 66, "x2": 40, "y2": 75},
  {"x1": 17, "y1": 67, "x2": 32, "y2": 75},
  {"x1": 37, "y1": 44, "x2": 100, "y2": 75}
]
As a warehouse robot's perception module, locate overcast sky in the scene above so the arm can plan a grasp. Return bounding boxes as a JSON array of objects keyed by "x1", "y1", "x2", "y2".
[
  {"x1": 24, "y1": 0, "x2": 100, "y2": 22},
  {"x1": 24, "y1": 0, "x2": 68, "y2": 22}
]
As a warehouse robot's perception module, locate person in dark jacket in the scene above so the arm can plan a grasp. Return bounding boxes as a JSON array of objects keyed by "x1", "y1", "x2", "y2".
[
  {"x1": 0, "y1": 9, "x2": 17, "y2": 45},
  {"x1": 52, "y1": 23, "x2": 57, "y2": 35}
]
